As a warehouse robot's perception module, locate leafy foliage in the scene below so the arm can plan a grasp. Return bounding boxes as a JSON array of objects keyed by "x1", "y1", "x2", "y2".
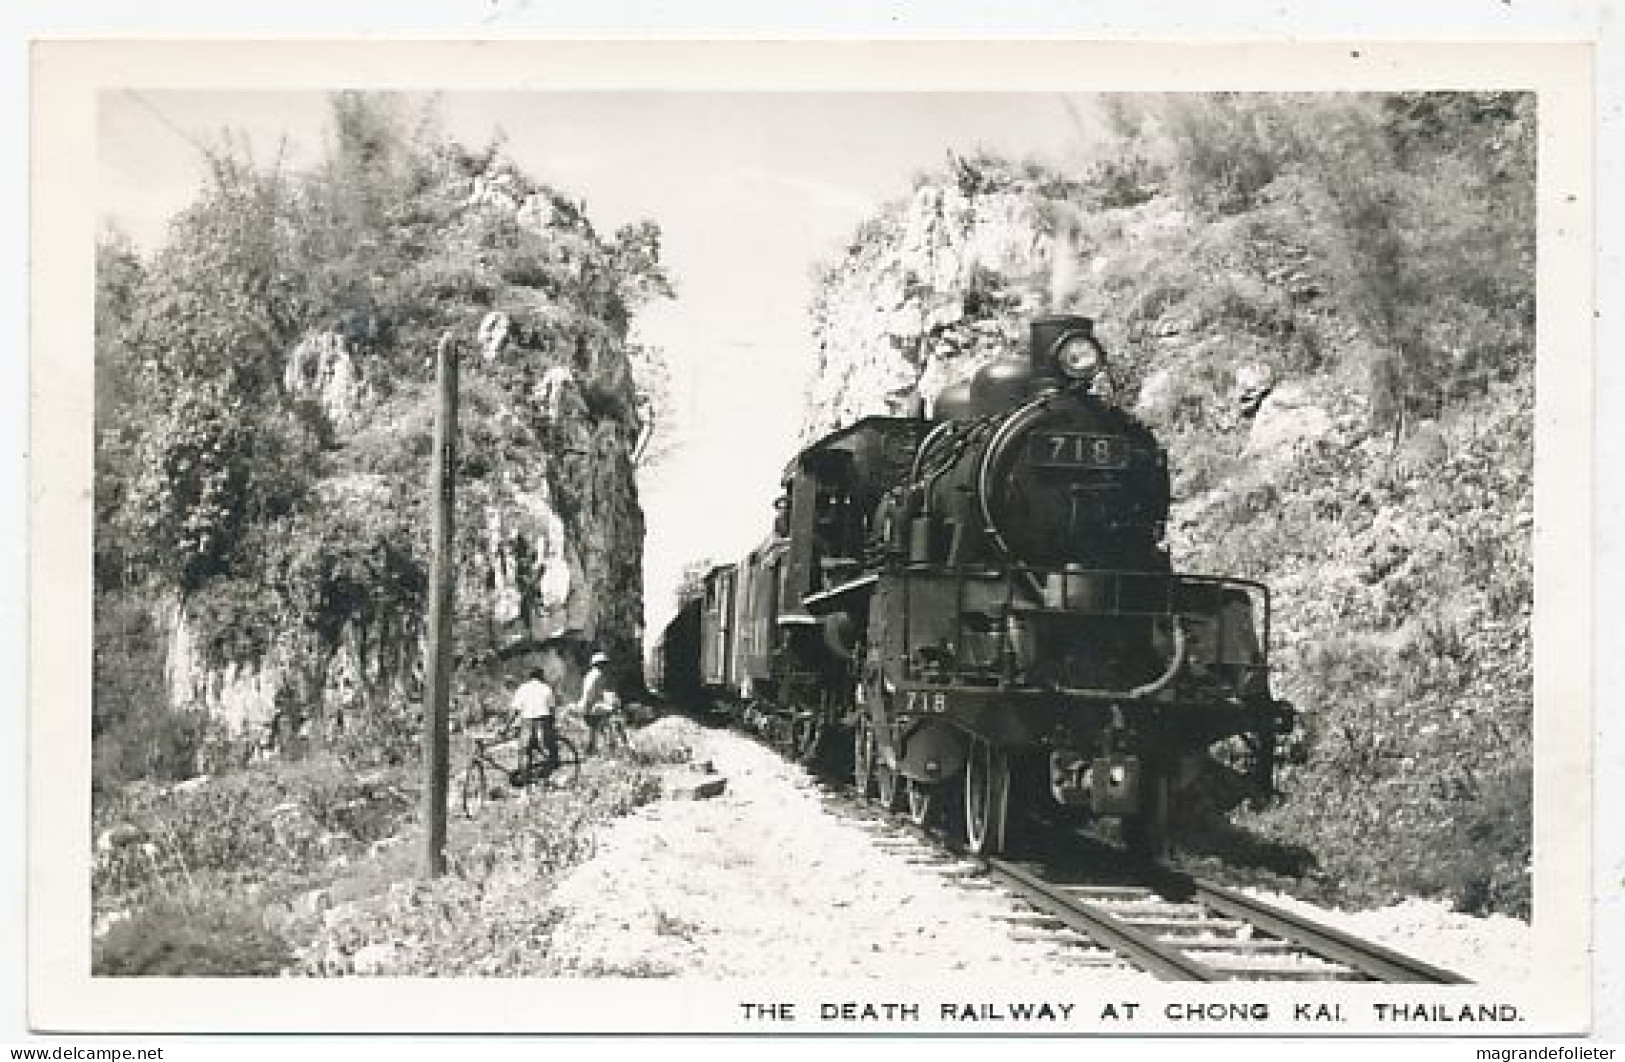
[
  {"x1": 92, "y1": 711, "x2": 699, "y2": 977},
  {"x1": 1105, "y1": 92, "x2": 1535, "y2": 423},
  {"x1": 294, "y1": 765, "x2": 664, "y2": 976},
  {"x1": 117, "y1": 389, "x2": 321, "y2": 594},
  {"x1": 94, "y1": 757, "x2": 415, "y2": 909},
  {"x1": 1181, "y1": 375, "x2": 1532, "y2": 916}
]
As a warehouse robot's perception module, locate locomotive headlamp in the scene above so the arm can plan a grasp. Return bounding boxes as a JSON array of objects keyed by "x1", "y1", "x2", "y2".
[{"x1": 1054, "y1": 333, "x2": 1104, "y2": 381}]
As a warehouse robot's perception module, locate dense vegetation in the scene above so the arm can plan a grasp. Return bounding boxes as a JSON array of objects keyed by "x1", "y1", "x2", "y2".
[
  {"x1": 93, "y1": 723, "x2": 698, "y2": 976},
  {"x1": 94, "y1": 95, "x2": 670, "y2": 796},
  {"x1": 809, "y1": 92, "x2": 1534, "y2": 916}
]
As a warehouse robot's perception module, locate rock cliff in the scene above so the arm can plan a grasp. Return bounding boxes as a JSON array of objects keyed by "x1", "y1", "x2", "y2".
[
  {"x1": 159, "y1": 155, "x2": 651, "y2": 739},
  {"x1": 805, "y1": 180, "x2": 1057, "y2": 438}
]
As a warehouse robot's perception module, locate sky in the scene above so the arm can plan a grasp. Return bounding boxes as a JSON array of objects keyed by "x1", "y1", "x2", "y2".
[{"x1": 97, "y1": 89, "x2": 1107, "y2": 638}]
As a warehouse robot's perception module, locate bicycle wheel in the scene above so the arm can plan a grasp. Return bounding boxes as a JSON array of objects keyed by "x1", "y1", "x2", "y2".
[
  {"x1": 548, "y1": 736, "x2": 582, "y2": 787},
  {"x1": 601, "y1": 718, "x2": 630, "y2": 755},
  {"x1": 460, "y1": 760, "x2": 488, "y2": 818}
]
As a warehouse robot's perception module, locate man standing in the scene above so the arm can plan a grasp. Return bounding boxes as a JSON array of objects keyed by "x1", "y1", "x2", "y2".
[
  {"x1": 578, "y1": 651, "x2": 615, "y2": 755},
  {"x1": 579, "y1": 652, "x2": 610, "y2": 711},
  {"x1": 511, "y1": 667, "x2": 558, "y2": 777}
]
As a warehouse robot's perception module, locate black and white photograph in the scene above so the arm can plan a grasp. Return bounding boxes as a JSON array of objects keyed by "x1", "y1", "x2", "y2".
[{"x1": 22, "y1": 39, "x2": 1598, "y2": 1041}]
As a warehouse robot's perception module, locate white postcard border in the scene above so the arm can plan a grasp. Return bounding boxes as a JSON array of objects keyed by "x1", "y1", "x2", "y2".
[{"x1": 28, "y1": 38, "x2": 1596, "y2": 1035}]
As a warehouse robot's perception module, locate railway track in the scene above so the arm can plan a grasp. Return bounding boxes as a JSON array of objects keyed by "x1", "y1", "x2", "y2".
[
  {"x1": 984, "y1": 857, "x2": 1470, "y2": 983},
  {"x1": 806, "y1": 771, "x2": 1470, "y2": 984}
]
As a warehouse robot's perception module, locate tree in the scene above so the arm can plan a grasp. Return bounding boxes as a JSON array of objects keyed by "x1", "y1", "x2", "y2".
[
  {"x1": 94, "y1": 230, "x2": 148, "y2": 591},
  {"x1": 1277, "y1": 93, "x2": 1534, "y2": 426},
  {"x1": 1103, "y1": 92, "x2": 1535, "y2": 427}
]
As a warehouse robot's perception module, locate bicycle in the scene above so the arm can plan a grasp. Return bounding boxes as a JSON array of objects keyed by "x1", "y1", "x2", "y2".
[
  {"x1": 459, "y1": 718, "x2": 581, "y2": 818},
  {"x1": 581, "y1": 702, "x2": 631, "y2": 757}
]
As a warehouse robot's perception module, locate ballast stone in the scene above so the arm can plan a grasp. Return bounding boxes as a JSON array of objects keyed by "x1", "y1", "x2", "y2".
[{"x1": 665, "y1": 770, "x2": 728, "y2": 801}]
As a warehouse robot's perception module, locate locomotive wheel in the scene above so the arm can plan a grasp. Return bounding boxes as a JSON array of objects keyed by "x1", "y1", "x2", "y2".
[
  {"x1": 906, "y1": 779, "x2": 940, "y2": 827},
  {"x1": 963, "y1": 737, "x2": 1011, "y2": 857},
  {"x1": 853, "y1": 716, "x2": 876, "y2": 798},
  {"x1": 875, "y1": 759, "x2": 905, "y2": 812},
  {"x1": 794, "y1": 717, "x2": 823, "y2": 765}
]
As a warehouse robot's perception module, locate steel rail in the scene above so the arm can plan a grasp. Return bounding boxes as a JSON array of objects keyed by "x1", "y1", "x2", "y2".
[
  {"x1": 1191, "y1": 879, "x2": 1472, "y2": 984},
  {"x1": 804, "y1": 762, "x2": 1471, "y2": 985},
  {"x1": 985, "y1": 858, "x2": 1218, "y2": 981}
]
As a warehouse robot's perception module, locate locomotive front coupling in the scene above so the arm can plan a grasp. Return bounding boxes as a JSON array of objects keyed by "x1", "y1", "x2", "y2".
[{"x1": 1050, "y1": 749, "x2": 1150, "y2": 816}]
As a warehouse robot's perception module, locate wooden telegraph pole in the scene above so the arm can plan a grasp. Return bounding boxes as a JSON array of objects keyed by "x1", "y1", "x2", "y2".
[{"x1": 422, "y1": 332, "x2": 459, "y2": 877}]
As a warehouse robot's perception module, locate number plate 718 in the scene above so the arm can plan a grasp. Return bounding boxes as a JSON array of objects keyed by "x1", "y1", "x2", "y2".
[
  {"x1": 904, "y1": 690, "x2": 948, "y2": 714},
  {"x1": 1030, "y1": 432, "x2": 1129, "y2": 469}
]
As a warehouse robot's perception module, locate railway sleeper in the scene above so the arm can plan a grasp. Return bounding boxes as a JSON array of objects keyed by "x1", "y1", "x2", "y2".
[
  {"x1": 1048, "y1": 953, "x2": 1135, "y2": 969},
  {"x1": 998, "y1": 910, "x2": 1069, "y2": 927},
  {"x1": 1212, "y1": 965, "x2": 1368, "y2": 983},
  {"x1": 1091, "y1": 899, "x2": 1215, "y2": 919},
  {"x1": 1058, "y1": 885, "x2": 1156, "y2": 902},
  {"x1": 1169, "y1": 936, "x2": 1294, "y2": 953},
  {"x1": 1007, "y1": 927, "x2": 1093, "y2": 944},
  {"x1": 813, "y1": 761, "x2": 1458, "y2": 983},
  {"x1": 1211, "y1": 952, "x2": 1349, "y2": 971},
  {"x1": 1116, "y1": 915, "x2": 1248, "y2": 936}
]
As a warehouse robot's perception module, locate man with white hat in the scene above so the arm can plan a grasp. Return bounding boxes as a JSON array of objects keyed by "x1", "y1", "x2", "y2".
[{"x1": 578, "y1": 650, "x2": 619, "y2": 755}]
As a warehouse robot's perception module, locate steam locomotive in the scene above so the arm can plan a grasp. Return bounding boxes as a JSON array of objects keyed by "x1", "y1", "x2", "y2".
[{"x1": 651, "y1": 315, "x2": 1294, "y2": 858}]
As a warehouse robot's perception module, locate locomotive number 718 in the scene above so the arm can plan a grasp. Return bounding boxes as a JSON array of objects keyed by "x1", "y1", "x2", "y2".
[
  {"x1": 1029, "y1": 432, "x2": 1131, "y2": 470},
  {"x1": 904, "y1": 690, "x2": 949, "y2": 714}
]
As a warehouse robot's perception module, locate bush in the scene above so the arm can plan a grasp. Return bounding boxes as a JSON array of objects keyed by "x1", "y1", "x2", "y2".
[
  {"x1": 1423, "y1": 762, "x2": 1532, "y2": 917},
  {"x1": 93, "y1": 590, "x2": 208, "y2": 796},
  {"x1": 93, "y1": 755, "x2": 418, "y2": 908},
  {"x1": 294, "y1": 760, "x2": 668, "y2": 976},
  {"x1": 1083, "y1": 153, "x2": 1162, "y2": 209},
  {"x1": 93, "y1": 705, "x2": 215, "y2": 798},
  {"x1": 329, "y1": 701, "x2": 422, "y2": 769},
  {"x1": 94, "y1": 897, "x2": 292, "y2": 976}
]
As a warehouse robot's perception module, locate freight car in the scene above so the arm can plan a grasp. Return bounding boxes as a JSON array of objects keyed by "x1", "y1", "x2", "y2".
[
  {"x1": 651, "y1": 315, "x2": 1294, "y2": 859},
  {"x1": 648, "y1": 595, "x2": 702, "y2": 702}
]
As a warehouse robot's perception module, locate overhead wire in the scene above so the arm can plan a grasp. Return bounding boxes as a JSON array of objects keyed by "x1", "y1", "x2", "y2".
[{"x1": 120, "y1": 89, "x2": 218, "y2": 162}]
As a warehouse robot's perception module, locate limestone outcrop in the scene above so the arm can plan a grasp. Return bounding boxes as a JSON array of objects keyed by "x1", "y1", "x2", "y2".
[{"x1": 163, "y1": 157, "x2": 649, "y2": 738}]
